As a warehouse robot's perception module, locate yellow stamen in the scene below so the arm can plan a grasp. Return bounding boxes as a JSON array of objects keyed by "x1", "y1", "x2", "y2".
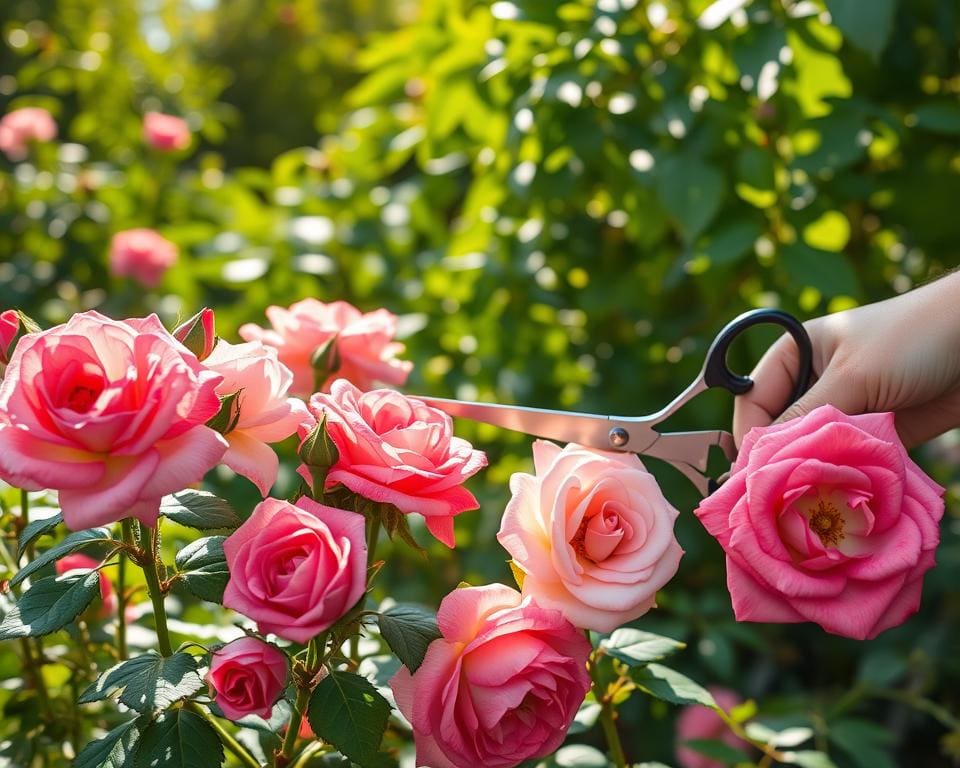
[{"x1": 808, "y1": 498, "x2": 846, "y2": 547}]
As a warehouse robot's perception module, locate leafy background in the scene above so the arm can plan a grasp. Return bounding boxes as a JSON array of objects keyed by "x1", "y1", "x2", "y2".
[{"x1": 1, "y1": 0, "x2": 959, "y2": 766}]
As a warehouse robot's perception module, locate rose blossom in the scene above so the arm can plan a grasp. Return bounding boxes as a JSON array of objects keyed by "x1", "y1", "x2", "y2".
[
  {"x1": 143, "y1": 112, "x2": 191, "y2": 152},
  {"x1": 55, "y1": 553, "x2": 117, "y2": 619},
  {"x1": 498, "y1": 440, "x2": 683, "y2": 632},
  {"x1": 303, "y1": 379, "x2": 487, "y2": 547},
  {"x1": 0, "y1": 107, "x2": 57, "y2": 161},
  {"x1": 223, "y1": 497, "x2": 366, "y2": 643},
  {"x1": 239, "y1": 298, "x2": 412, "y2": 396},
  {"x1": 695, "y1": 405, "x2": 944, "y2": 640},
  {"x1": 109, "y1": 229, "x2": 178, "y2": 288},
  {"x1": 389, "y1": 583, "x2": 591, "y2": 768},
  {"x1": 206, "y1": 636, "x2": 288, "y2": 721},
  {"x1": 0, "y1": 312, "x2": 227, "y2": 530},
  {"x1": 1, "y1": 310, "x2": 19, "y2": 365},
  {"x1": 204, "y1": 339, "x2": 310, "y2": 496},
  {"x1": 676, "y1": 688, "x2": 745, "y2": 768}
]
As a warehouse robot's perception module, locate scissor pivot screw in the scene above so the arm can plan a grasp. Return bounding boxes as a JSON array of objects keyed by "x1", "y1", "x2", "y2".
[{"x1": 609, "y1": 427, "x2": 629, "y2": 447}]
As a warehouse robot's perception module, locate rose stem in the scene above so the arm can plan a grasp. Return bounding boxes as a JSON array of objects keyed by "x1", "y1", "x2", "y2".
[
  {"x1": 137, "y1": 520, "x2": 173, "y2": 656},
  {"x1": 279, "y1": 635, "x2": 324, "y2": 765},
  {"x1": 116, "y1": 519, "x2": 136, "y2": 660},
  {"x1": 349, "y1": 515, "x2": 383, "y2": 663},
  {"x1": 589, "y1": 655, "x2": 627, "y2": 768},
  {"x1": 185, "y1": 701, "x2": 262, "y2": 768}
]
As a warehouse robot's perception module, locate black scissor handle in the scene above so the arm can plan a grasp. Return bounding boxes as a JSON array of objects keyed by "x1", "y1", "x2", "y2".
[{"x1": 703, "y1": 308, "x2": 813, "y2": 407}]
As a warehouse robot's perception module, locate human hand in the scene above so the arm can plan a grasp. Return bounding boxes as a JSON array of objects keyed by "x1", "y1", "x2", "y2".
[{"x1": 733, "y1": 271, "x2": 960, "y2": 449}]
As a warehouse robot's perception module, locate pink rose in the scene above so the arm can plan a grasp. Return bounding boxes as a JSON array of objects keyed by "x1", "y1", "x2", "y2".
[
  {"x1": 143, "y1": 112, "x2": 191, "y2": 152},
  {"x1": 55, "y1": 553, "x2": 117, "y2": 619},
  {"x1": 0, "y1": 312, "x2": 227, "y2": 530},
  {"x1": 303, "y1": 379, "x2": 487, "y2": 547},
  {"x1": 204, "y1": 339, "x2": 311, "y2": 496},
  {"x1": 694, "y1": 405, "x2": 944, "y2": 640},
  {"x1": 389, "y1": 583, "x2": 591, "y2": 768},
  {"x1": 109, "y1": 229, "x2": 178, "y2": 288},
  {"x1": 1, "y1": 310, "x2": 19, "y2": 365},
  {"x1": 206, "y1": 636, "x2": 288, "y2": 721},
  {"x1": 498, "y1": 441, "x2": 683, "y2": 632},
  {"x1": 239, "y1": 299, "x2": 412, "y2": 396},
  {"x1": 223, "y1": 497, "x2": 366, "y2": 643},
  {"x1": 676, "y1": 688, "x2": 745, "y2": 768},
  {"x1": 0, "y1": 107, "x2": 57, "y2": 161}
]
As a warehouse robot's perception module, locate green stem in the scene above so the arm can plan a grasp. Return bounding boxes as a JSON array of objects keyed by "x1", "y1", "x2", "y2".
[
  {"x1": 185, "y1": 701, "x2": 262, "y2": 768},
  {"x1": 20, "y1": 489, "x2": 34, "y2": 562},
  {"x1": 138, "y1": 520, "x2": 172, "y2": 656},
  {"x1": 117, "y1": 520, "x2": 136, "y2": 660},
  {"x1": 366, "y1": 515, "x2": 381, "y2": 570},
  {"x1": 589, "y1": 658, "x2": 627, "y2": 768},
  {"x1": 279, "y1": 636, "x2": 324, "y2": 766}
]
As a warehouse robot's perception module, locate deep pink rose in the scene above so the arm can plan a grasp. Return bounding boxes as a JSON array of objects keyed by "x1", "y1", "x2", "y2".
[
  {"x1": 222, "y1": 497, "x2": 366, "y2": 643},
  {"x1": 0, "y1": 108, "x2": 57, "y2": 161},
  {"x1": 109, "y1": 229, "x2": 178, "y2": 288},
  {"x1": 695, "y1": 405, "x2": 944, "y2": 640},
  {"x1": 498, "y1": 441, "x2": 683, "y2": 632},
  {"x1": 0, "y1": 310, "x2": 19, "y2": 365},
  {"x1": 204, "y1": 339, "x2": 311, "y2": 496},
  {"x1": 206, "y1": 636, "x2": 288, "y2": 721},
  {"x1": 0, "y1": 312, "x2": 227, "y2": 530},
  {"x1": 676, "y1": 688, "x2": 745, "y2": 768},
  {"x1": 302, "y1": 379, "x2": 487, "y2": 547},
  {"x1": 389, "y1": 583, "x2": 591, "y2": 768},
  {"x1": 55, "y1": 553, "x2": 117, "y2": 619},
  {"x1": 239, "y1": 299, "x2": 412, "y2": 396},
  {"x1": 143, "y1": 112, "x2": 191, "y2": 152}
]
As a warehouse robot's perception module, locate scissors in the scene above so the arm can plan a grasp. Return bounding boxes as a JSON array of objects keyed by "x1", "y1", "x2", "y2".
[{"x1": 418, "y1": 308, "x2": 813, "y2": 496}]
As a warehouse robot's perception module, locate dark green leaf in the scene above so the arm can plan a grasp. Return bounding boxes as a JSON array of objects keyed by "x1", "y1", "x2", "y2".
[
  {"x1": 600, "y1": 628, "x2": 685, "y2": 666},
  {"x1": 829, "y1": 719, "x2": 895, "y2": 768},
  {"x1": 307, "y1": 670, "x2": 395, "y2": 768},
  {"x1": 133, "y1": 709, "x2": 224, "y2": 768},
  {"x1": 378, "y1": 604, "x2": 441, "y2": 673},
  {"x1": 74, "y1": 719, "x2": 141, "y2": 768},
  {"x1": 694, "y1": 219, "x2": 764, "y2": 267},
  {"x1": 913, "y1": 102, "x2": 960, "y2": 135},
  {"x1": 684, "y1": 738, "x2": 750, "y2": 765},
  {"x1": 656, "y1": 155, "x2": 725, "y2": 242},
  {"x1": 780, "y1": 243, "x2": 858, "y2": 296},
  {"x1": 17, "y1": 512, "x2": 63, "y2": 559},
  {"x1": 0, "y1": 572, "x2": 100, "y2": 639},
  {"x1": 79, "y1": 651, "x2": 203, "y2": 713},
  {"x1": 12, "y1": 527, "x2": 113, "y2": 587},
  {"x1": 175, "y1": 536, "x2": 229, "y2": 604},
  {"x1": 632, "y1": 663, "x2": 716, "y2": 707},
  {"x1": 827, "y1": 0, "x2": 895, "y2": 60},
  {"x1": 160, "y1": 490, "x2": 242, "y2": 531}
]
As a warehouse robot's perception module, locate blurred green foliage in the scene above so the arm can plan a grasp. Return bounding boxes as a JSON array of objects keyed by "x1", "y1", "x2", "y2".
[{"x1": 1, "y1": 0, "x2": 960, "y2": 765}]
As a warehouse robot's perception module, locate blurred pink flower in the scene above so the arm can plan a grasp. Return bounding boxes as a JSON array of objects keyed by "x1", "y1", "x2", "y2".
[
  {"x1": 109, "y1": 228, "x2": 178, "y2": 288},
  {"x1": 0, "y1": 107, "x2": 56, "y2": 161},
  {"x1": 143, "y1": 112, "x2": 190, "y2": 152},
  {"x1": 675, "y1": 688, "x2": 745, "y2": 768},
  {"x1": 55, "y1": 552, "x2": 118, "y2": 619},
  {"x1": 239, "y1": 299, "x2": 412, "y2": 396}
]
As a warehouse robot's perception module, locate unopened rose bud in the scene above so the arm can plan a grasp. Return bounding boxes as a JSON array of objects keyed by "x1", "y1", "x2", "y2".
[
  {"x1": 298, "y1": 413, "x2": 340, "y2": 495},
  {"x1": 310, "y1": 334, "x2": 340, "y2": 392},
  {"x1": 0, "y1": 310, "x2": 20, "y2": 366},
  {"x1": 173, "y1": 308, "x2": 216, "y2": 361}
]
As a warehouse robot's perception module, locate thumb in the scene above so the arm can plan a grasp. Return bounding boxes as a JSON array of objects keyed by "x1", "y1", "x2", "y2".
[{"x1": 773, "y1": 369, "x2": 864, "y2": 425}]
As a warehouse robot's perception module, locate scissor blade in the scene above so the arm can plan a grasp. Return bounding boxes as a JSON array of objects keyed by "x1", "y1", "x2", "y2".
[{"x1": 416, "y1": 396, "x2": 622, "y2": 450}]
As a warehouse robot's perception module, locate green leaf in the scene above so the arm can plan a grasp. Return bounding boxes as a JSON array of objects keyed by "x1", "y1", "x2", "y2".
[
  {"x1": 299, "y1": 414, "x2": 340, "y2": 495},
  {"x1": 553, "y1": 744, "x2": 608, "y2": 767},
  {"x1": 378, "y1": 604, "x2": 441, "y2": 673},
  {"x1": 781, "y1": 750, "x2": 839, "y2": 768},
  {"x1": 307, "y1": 670, "x2": 395, "y2": 768},
  {"x1": 912, "y1": 102, "x2": 960, "y2": 135},
  {"x1": 175, "y1": 536, "x2": 229, "y2": 604},
  {"x1": 74, "y1": 719, "x2": 142, "y2": 768},
  {"x1": 857, "y1": 649, "x2": 906, "y2": 687},
  {"x1": 684, "y1": 738, "x2": 750, "y2": 765},
  {"x1": 656, "y1": 155, "x2": 725, "y2": 242},
  {"x1": 0, "y1": 572, "x2": 100, "y2": 639},
  {"x1": 133, "y1": 709, "x2": 224, "y2": 768},
  {"x1": 567, "y1": 698, "x2": 602, "y2": 735},
  {"x1": 160, "y1": 490, "x2": 242, "y2": 531},
  {"x1": 600, "y1": 628, "x2": 685, "y2": 666},
  {"x1": 826, "y1": 0, "x2": 895, "y2": 60},
  {"x1": 12, "y1": 527, "x2": 113, "y2": 587},
  {"x1": 17, "y1": 512, "x2": 63, "y2": 559},
  {"x1": 79, "y1": 651, "x2": 203, "y2": 713},
  {"x1": 745, "y1": 723, "x2": 814, "y2": 748},
  {"x1": 694, "y1": 219, "x2": 764, "y2": 267},
  {"x1": 780, "y1": 242, "x2": 858, "y2": 296},
  {"x1": 632, "y1": 663, "x2": 716, "y2": 707},
  {"x1": 829, "y1": 719, "x2": 896, "y2": 768}
]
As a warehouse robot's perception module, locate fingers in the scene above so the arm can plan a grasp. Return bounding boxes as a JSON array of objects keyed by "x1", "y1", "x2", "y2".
[
  {"x1": 895, "y1": 388, "x2": 960, "y2": 449},
  {"x1": 772, "y1": 368, "x2": 865, "y2": 425},
  {"x1": 732, "y1": 332, "x2": 804, "y2": 446}
]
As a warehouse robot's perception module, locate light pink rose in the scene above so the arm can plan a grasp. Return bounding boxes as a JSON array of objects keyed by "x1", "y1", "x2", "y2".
[
  {"x1": 204, "y1": 339, "x2": 311, "y2": 496},
  {"x1": 302, "y1": 379, "x2": 487, "y2": 547},
  {"x1": 390, "y1": 583, "x2": 591, "y2": 768},
  {"x1": 498, "y1": 440, "x2": 683, "y2": 632},
  {"x1": 55, "y1": 552, "x2": 118, "y2": 619},
  {"x1": 206, "y1": 636, "x2": 288, "y2": 721},
  {"x1": 0, "y1": 107, "x2": 57, "y2": 161},
  {"x1": 143, "y1": 112, "x2": 191, "y2": 152},
  {"x1": 1, "y1": 310, "x2": 19, "y2": 365},
  {"x1": 222, "y1": 497, "x2": 366, "y2": 643},
  {"x1": 109, "y1": 229, "x2": 178, "y2": 288},
  {"x1": 694, "y1": 405, "x2": 944, "y2": 640},
  {"x1": 676, "y1": 688, "x2": 745, "y2": 768},
  {"x1": 0, "y1": 311, "x2": 227, "y2": 530},
  {"x1": 239, "y1": 299, "x2": 412, "y2": 396}
]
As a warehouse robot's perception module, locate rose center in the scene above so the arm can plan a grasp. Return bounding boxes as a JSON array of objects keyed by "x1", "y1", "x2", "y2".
[
  {"x1": 66, "y1": 385, "x2": 99, "y2": 413},
  {"x1": 807, "y1": 498, "x2": 846, "y2": 547}
]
